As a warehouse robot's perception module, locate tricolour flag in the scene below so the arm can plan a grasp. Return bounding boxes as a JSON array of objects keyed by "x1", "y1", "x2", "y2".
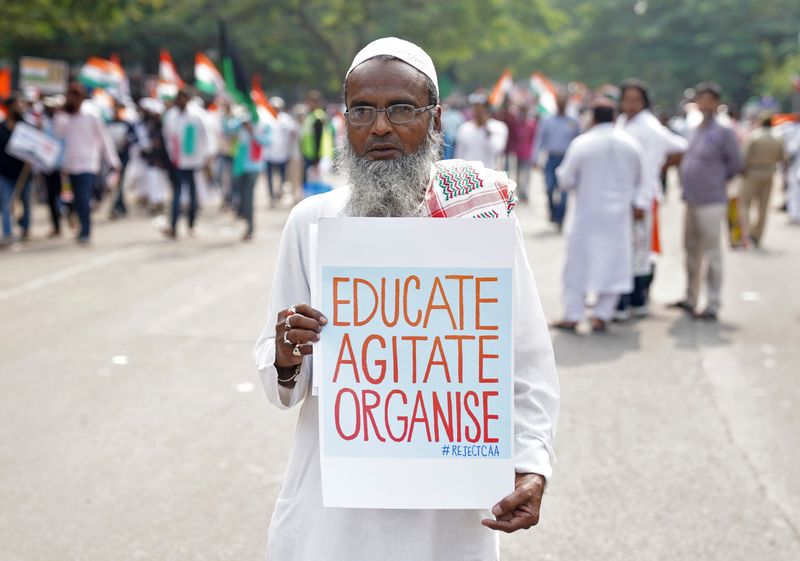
[
  {"x1": 530, "y1": 72, "x2": 558, "y2": 116},
  {"x1": 195, "y1": 53, "x2": 226, "y2": 96},
  {"x1": 79, "y1": 57, "x2": 125, "y2": 90},
  {"x1": 220, "y1": 20, "x2": 258, "y2": 121},
  {"x1": 157, "y1": 49, "x2": 183, "y2": 99},
  {"x1": 488, "y1": 69, "x2": 513, "y2": 108},
  {"x1": 0, "y1": 66, "x2": 11, "y2": 99},
  {"x1": 251, "y1": 74, "x2": 278, "y2": 121}
]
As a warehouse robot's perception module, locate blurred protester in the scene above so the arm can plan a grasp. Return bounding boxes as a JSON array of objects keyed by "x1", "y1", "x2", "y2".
[
  {"x1": 533, "y1": 94, "x2": 580, "y2": 231},
  {"x1": 299, "y1": 90, "x2": 333, "y2": 187},
  {"x1": 140, "y1": 109, "x2": 171, "y2": 214},
  {"x1": 162, "y1": 87, "x2": 211, "y2": 238},
  {"x1": 231, "y1": 117, "x2": 270, "y2": 241},
  {"x1": 740, "y1": 115, "x2": 785, "y2": 246},
  {"x1": 440, "y1": 102, "x2": 465, "y2": 160},
  {"x1": 41, "y1": 96, "x2": 66, "y2": 237},
  {"x1": 215, "y1": 101, "x2": 237, "y2": 209},
  {"x1": 784, "y1": 115, "x2": 800, "y2": 223},
  {"x1": 614, "y1": 79, "x2": 687, "y2": 321},
  {"x1": 508, "y1": 104, "x2": 538, "y2": 203},
  {"x1": 551, "y1": 104, "x2": 645, "y2": 332},
  {"x1": 265, "y1": 97, "x2": 297, "y2": 207},
  {"x1": 0, "y1": 94, "x2": 31, "y2": 244},
  {"x1": 454, "y1": 93, "x2": 508, "y2": 169},
  {"x1": 55, "y1": 83, "x2": 120, "y2": 244},
  {"x1": 671, "y1": 82, "x2": 743, "y2": 321},
  {"x1": 107, "y1": 101, "x2": 139, "y2": 219}
]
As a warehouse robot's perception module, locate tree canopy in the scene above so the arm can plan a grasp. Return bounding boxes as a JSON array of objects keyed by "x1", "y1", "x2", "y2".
[{"x1": 2, "y1": 0, "x2": 799, "y2": 108}]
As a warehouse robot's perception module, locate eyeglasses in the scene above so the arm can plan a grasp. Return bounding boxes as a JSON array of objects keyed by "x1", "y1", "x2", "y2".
[{"x1": 345, "y1": 104, "x2": 436, "y2": 126}]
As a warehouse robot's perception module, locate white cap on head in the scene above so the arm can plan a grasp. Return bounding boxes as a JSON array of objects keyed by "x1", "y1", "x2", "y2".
[{"x1": 346, "y1": 37, "x2": 438, "y2": 97}]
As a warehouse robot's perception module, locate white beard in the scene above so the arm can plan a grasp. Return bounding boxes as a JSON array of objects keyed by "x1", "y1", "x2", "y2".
[{"x1": 335, "y1": 126, "x2": 444, "y2": 217}]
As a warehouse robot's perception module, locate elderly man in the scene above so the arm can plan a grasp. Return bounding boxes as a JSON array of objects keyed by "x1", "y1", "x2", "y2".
[{"x1": 254, "y1": 38, "x2": 559, "y2": 561}]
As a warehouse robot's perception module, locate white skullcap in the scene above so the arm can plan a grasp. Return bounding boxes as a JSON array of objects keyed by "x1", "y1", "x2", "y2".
[{"x1": 346, "y1": 37, "x2": 439, "y2": 96}]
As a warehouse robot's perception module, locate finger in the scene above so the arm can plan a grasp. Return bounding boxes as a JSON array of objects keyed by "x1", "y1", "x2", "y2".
[
  {"x1": 293, "y1": 303, "x2": 328, "y2": 325},
  {"x1": 286, "y1": 329, "x2": 321, "y2": 345},
  {"x1": 491, "y1": 488, "x2": 531, "y2": 518},
  {"x1": 481, "y1": 514, "x2": 532, "y2": 533},
  {"x1": 286, "y1": 314, "x2": 323, "y2": 333}
]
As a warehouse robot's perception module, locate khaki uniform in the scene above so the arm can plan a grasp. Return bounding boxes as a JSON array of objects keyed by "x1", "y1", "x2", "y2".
[{"x1": 741, "y1": 128, "x2": 785, "y2": 242}]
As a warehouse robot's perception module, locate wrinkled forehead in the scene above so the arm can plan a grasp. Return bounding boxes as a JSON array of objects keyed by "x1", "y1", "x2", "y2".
[{"x1": 344, "y1": 58, "x2": 430, "y2": 106}]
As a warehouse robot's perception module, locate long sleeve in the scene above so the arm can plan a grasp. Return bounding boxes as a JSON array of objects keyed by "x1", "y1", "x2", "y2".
[
  {"x1": 254, "y1": 203, "x2": 314, "y2": 409},
  {"x1": 489, "y1": 121, "x2": 509, "y2": 158},
  {"x1": 95, "y1": 116, "x2": 121, "y2": 170},
  {"x1": 511, "y1": 217, "x2": 560, "y2": 479},
  {"x1": 555, "y1": 142, "x2": 578, "y2": 191},
  {"x1": 532, "y1": 119, "x2": 548, "y2": 164},
  {"x1": 632, "y1": 142, "x2": 649, "y2": 210},
  {"x1": 661, "y1": 125, "x2": 688, "y2": 155}
]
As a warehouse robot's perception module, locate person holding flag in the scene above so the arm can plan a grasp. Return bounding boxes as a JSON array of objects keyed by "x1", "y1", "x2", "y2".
[
  {"x1": 162, "y1": 87, "x2": 211, "y2": 239},
  {"x1": 230, "y1": 115, "x2": 270, "y2": 240}
]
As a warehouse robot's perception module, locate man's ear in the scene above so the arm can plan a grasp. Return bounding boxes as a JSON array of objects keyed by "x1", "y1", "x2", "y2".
[{"x1": 433, "y1": 105, "x2": 442, "y2": 133}]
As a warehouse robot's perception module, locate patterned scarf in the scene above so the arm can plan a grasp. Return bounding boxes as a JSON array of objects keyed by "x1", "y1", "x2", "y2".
[{"x1": 422, "y1": 159, "x2": 517, "y2": 219}]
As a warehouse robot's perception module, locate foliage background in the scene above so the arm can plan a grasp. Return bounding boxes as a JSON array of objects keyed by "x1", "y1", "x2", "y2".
[{"x1": 2, "y1": 0, "x2": 799, "y2": 108}]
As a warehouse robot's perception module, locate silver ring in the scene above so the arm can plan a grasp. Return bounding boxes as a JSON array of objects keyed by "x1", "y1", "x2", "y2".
[
  {"x1": 283, "y1": 330, "x2": 292, "y2": 346},
  {"x1": 288, "y1": 305, "x2": 297, "y2": 315},
  {"x1": 284, "y1": 314, "x2": 293, "y2": 331},
  {"x1": 292, "y1": 344, "x2": 302, "y2": 357}
]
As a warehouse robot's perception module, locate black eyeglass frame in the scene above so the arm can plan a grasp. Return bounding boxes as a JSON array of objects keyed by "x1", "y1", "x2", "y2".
[{"x1": 345, "y1": 103, "x2": 437, "y2": 126}]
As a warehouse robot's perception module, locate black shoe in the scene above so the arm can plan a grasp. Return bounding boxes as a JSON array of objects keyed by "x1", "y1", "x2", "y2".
[
  {"x1": 668, "y1": 300, "x2": 694, "y2": 313},
  {"x1": 693, "y1": 309, "x2": 718, "y2": 321}
]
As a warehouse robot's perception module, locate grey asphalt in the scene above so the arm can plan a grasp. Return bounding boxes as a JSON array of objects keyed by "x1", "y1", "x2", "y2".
[{"x1": 1, "y1": 173, "x2": 798, "y2": 561}]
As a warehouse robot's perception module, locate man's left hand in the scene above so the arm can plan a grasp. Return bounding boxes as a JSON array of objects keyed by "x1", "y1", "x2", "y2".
[{"x1": 481, "y1": 473, "x2": 545, "y2": 533}]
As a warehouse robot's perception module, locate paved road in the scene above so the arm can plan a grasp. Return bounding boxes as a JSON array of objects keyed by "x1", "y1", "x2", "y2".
[{"x1": 1, "y1": 174, "x2": 798, "y2": 560}]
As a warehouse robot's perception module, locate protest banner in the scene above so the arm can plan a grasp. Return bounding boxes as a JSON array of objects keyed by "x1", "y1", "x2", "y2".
[
  {"x1": 313, "y1": 218, "x2": 515, "y2": 509},
  {"x1": 6, "y1": 122, "x2": 62, "y2": 173},
  {"x1": 19, "y1": 57, "x2": 69, "y2": 95}
]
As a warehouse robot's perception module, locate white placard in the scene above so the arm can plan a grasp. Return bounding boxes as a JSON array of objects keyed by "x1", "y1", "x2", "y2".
[
  {"x1": 313, "y1": 217, "x2": 516, "y2": 509},
  {"x1": 5, "y1": 122, "x2": 62, "y2": 173}
]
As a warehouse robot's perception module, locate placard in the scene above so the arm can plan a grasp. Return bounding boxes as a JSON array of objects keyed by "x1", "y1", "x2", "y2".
[
  {"x1": 5, "y1": 122, "x2": 62, "y2": 173},
  {"x1": 19, "y1": 56, "x2": 69, "y2": 95},
  {"x1": 313, "y1": 217, "x2": 515, "y2": 509}
]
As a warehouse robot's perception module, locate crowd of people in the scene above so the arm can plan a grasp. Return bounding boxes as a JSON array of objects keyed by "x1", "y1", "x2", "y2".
[{"x1": 1, "y1": 67, "x2": 799, "y2": 328}]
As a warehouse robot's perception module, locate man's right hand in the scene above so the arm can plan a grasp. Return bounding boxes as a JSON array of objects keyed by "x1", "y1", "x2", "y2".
[{"x1": 275, "y1": 303, "x2": 328, "y2": 368}]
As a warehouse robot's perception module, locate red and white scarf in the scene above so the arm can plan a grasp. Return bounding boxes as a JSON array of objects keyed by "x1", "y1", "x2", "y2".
[{"x1": 422, "y1": 159, "x2": 517, "y2": 218}]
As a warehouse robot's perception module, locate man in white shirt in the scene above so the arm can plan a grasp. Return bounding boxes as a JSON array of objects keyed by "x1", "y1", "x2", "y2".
[
  {"x1": 454, "y1": 93, "x2": 508, "y2": 169},
  {"x1": 162, "y1": 87, "x2": 210, "y2": 238},
  {"x1": 55, "y1": 83, "x2": 121, "y2": 244},
  {"x1": 551, "y1": 104, "x2": 646, "y2": 332},
  {"x1": 265, "y1": 97, "x2": 297, "y2": 206},
  {"x1": 254, "y1": 37, "x2": 558, "y2": 561},
  {"x1": 614, "y1": 79, "x2": 687, "y2": 320}
]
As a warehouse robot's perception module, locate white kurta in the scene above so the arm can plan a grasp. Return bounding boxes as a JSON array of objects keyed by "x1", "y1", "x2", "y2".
[
  {"x1": 556, "y1": 123, "x2": 645, "y2": 293},
  {"x1": 454, "y1": 119, "x2": 509, "y2": 169},
  {"x1": 785, "y1": 124, "x2": 800, "y2": 223},
  {"x1": 254, "y1": 187, "x2": 559, "y2": 561},
  {"x1": 616, "y1": 110, "x2": 688, "y2": 275}
]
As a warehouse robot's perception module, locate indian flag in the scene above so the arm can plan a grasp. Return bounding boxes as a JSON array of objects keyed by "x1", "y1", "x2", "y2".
[
  {"x1": 159, "y1": 49, "x2": 183, "y2": 88},
  {"x1": 488, "y1": 69, "x2": 513, "y2": 108},
  {"x1": 79, "y1": 57, "x2": 125, "y2": 90},
  {"x1": 195, "y1": 53, "x2": 225, "y2": 96},
  {"x1": 251, "y1": 75, "x2": 277, "y2": 121},
  {"x1": 530, "y1": 72, "x2": 558, "y2": 116}
]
